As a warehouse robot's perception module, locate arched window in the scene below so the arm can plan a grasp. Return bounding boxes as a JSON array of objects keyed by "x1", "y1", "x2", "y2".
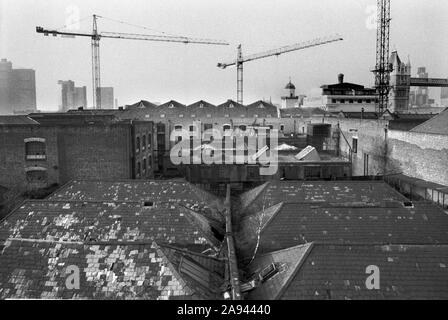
[
  {"x1": 143, "y1": 158, "x2": 147, "y2": 173},
  {"x1": 239, "y1": 125, "x2": 247, "y2": 131},
  {"x1": 137, "y1": 162, "x2": 141, "y2": 176},
  {"x1": 24, "y1": 138, "x2": 46, "y2": 160},
  {"x1": 223, "y1": 124, "x2": 231, "y2": 132},
  {"x1": 175, "y1": 125, "x2": 183, "y2": 131}
]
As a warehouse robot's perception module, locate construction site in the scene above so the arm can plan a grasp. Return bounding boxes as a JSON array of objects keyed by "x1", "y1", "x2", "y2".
[{"x1": 1, "y1": 0, "x2": 448, "y2": 303}]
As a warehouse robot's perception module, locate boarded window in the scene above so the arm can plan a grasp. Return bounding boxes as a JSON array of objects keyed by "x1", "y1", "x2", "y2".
[{"x1": 26, "y1": 169, "x2": 47, "y2": 183}]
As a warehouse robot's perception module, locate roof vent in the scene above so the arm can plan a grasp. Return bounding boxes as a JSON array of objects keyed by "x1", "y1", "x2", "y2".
[
  {"x1": 144, "y1": 201, "x2": 154, "y2": 208},
  {"x1": 403, "y1": 201, "x2": 414, "y2": 208},
  {"x1": 259, "y1": 263, "x2": 279, "y2": 282}
]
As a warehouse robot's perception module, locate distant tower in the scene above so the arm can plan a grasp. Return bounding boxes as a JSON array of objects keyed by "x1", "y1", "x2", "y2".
[
  {"x1": 389, "y1": 51, "x2": 411, "y2": 113},
  {"x1": 281, "y1": 79, "x2": 299, "y2": 109},
  {"x1": 415, "y1": 67, "x2": 429, "y2": 107}
]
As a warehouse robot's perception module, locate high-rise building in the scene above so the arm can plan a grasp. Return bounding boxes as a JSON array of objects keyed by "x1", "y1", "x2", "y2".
[
  {"x1": 441, "y1": 83, "x2": 448, "y2": 108},
  {"x1": 0, "y1": 58, "x2": 37, "y2": 115},
  {"x1": 415, "y1": 67, "x2": 429, "y2": 107},
  {"x1": 99, "y1": 87, "x2": 114, "y2": 109},
  {"x1": 58, "y1": 80, "x2": 87, "y2": 112}
]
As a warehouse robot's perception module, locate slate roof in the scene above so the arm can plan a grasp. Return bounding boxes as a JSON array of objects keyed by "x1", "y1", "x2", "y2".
[
  {"x1": 280, "y1": 107, "x2": 327, "y2": 118},
  {"x1": 0, "y1": 240, "x2": 225, "y2": 300},
  {"x1": 245, "y1": 243, "x2": 448, "y2": 300},
  {"x1": 236, "y1": 202, "x2": 448, "y2": 261},
  {"x1": 237, "y1": 181, "x2": 409, "y2": 219},
  {"x1": 0, "y1": 200, "x2": 222, "y2": 253},
  {"x1": 0, "y1": 115, "x2": 39, "y2": 125},
  {"x1": 411, "y1": 108, "x2": 448, "y2": 135},
  {"x1": 48, "y1": 180, "x2": 225, "y2": 223}
]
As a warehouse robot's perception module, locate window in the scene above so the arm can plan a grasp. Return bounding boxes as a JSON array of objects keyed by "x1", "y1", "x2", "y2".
[
  {"x1": 225, "y1": 114, "x2": 230, "y2": 118},
  {"x1": 191, "y1": 114, "x2": 196, "y2": 118},
  {"x1": 239, "y1": 125, "x2": 247, "y2": 131},
  {"x1": 254, "y1": 114, "x2": 259, "y2": 118},
  {"x1": 204, "y1": 124, "x2": 213, "y2": 131},
  {"x1": 169, "y1": 103, "x2": 175, "y2": 108},
  {"x1": 340, "y1": 99, "x2": 345, "y2": 103},
  {"x1": 25, "y1": 139, "x2": 46, "y2": 160},
  {"x1": 259, "y1": 263, "x2": 279, "y2": 282},
  {"x1": 280, "y1": 125, "x2": 285, "y2": 131},
  {"x1": 352, "y1": 137, "x2": 358, "y2": 154},
  {"x1": 142, "y1": 135, "x2": 146, "y2": 150},
  {"x1": 148, "y1": 155, "x2": 152, "y2": 170},
  {"x1": 160, "y1": 114, "x2": 165, "y2": 118},
  {"x1": 137, "y1": 162, "x2": 141, "y2": 176},
  {"x1": 25, "y1": 168, "x2": 47, "y2": 183},
  {"x1": 136, "y1": 137, "x2": 140, "y2": 153},
  {"x1": 223, "y1": 124, "x2": 231, "y2": 132},
  {"x1": 366, "y1": 99, "x2": 371, "y2": 104},
  {"x1": 207, "y1": 114, "x2": 212, "y2": 118},
  {"x1": 179, "y1": 114, "x2": 184, "y2": 118},
  {"x1": 349, "y1": 100, "x2": 354, "y2": 104},
  {"x1": 147, "y1": 134, "x2": 152, "y2": 149},
  {"x1": 175, "y1": 125, "x2": 183, "y2": 131},
  {"x1": 332, "y1": 99, "x2": 337, "y2": 103},
  {"x1": 199, "y1": 103, "x2": 204, "y2": 108},
  {"x1": 143, "y1": 158, "x2": 147, "y2": 173},
  {"x1": 189, "y1": 125, "x2": 195, "y2": 132},
  {"x1": 229, "y1": 103, "x2": 234, "y2": 108},
  {"x1": 358, "y1": 99, "x2": 363, "y2": 103}
]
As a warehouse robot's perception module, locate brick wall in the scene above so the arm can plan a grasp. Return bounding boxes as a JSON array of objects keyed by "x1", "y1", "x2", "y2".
[
  {"x1": 57, "y1": 124, "x2": 132, "y2": 183},
  {"x1": 319, "y1": 117, "x2": 448, "y2": 186},
  {"x1": 0, "y1": 125, "x2": 60, "y2": 189}
]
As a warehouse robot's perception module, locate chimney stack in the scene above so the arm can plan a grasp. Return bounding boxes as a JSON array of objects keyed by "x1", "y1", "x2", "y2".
[{"x1": 338, "y1": 73, "x2": 344, "y2": 84}]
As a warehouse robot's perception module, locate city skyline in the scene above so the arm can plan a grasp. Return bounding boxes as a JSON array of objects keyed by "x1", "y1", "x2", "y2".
[{"x1": 1, "y1": 0, "x2": 448, "y2": 110}]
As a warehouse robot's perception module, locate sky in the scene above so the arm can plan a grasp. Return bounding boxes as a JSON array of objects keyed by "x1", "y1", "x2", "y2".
[{"x1": 1, "y1": 0, "x2": 447, "y2": 110}]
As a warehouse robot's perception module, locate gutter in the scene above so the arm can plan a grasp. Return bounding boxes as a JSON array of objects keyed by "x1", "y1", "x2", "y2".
[{"x1": 225, "y1": 184, "x2": 242, "y2": 300}]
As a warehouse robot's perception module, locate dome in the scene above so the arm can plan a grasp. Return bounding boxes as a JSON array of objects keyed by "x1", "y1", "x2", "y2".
[{"x1": 285, "y1": 81, "x2": 296, "y2": 90}]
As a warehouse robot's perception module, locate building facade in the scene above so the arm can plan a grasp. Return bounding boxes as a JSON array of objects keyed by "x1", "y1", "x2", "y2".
[
  {"x1": 0, "y1": 116, "x2": 155, "y2": 191},
  {"x1": 321, "y1": 74, "x2": 378, "y2": 113},
  {"x1": 99, "y1": 87, "x2": 114, "y2": 109},
  {"x1": 58, "y1": 80, "x2": 88, "y2": 111},
  {"x1": 0, "y1": 59, "x2": 37, "y2": 115}
]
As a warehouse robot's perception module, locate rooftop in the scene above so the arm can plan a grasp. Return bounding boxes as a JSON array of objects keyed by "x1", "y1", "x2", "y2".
[
  {"x1": 411, "y1": 108, "x2": 448, "y2": 135},
  {"x1": 246, "y1": 243, "x2": 448, "y2": 300}
]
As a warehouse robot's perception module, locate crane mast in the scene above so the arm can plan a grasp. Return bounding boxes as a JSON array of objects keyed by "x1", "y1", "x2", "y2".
[
  {"x1": 36, "y1": 14, "x2": 229, "y2": 109},
  {"x1": 218, "y1": 35, "x2": 344, "y2": 104},
  {"x1": 92, "y1": 14, "x2": 101, "y2": 109},
  {"x1": 373, "y1": 0, "x2": 391, "y2": 115}
]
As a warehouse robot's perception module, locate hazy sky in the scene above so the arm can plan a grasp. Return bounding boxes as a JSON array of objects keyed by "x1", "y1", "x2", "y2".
[{"x1": 1, "y1": 0, "x2": 447, "y2": 110}]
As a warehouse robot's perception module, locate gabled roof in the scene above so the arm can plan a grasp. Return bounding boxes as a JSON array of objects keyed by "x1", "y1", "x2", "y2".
[
  {"x1": 0, "y1": 115, "x2": 40, "y2": 125},
  {"x1": 187, "y1": 100, "x2": 216, "y2": 109},
  {"x1": 410, "y1": 108, "x2": 448, "y2": 135},
  {"x1": 0, "y1": 200, "x2": 222, "y2": 253},
  {"x1": 126, "y1": 100, "x2": 158, "y2": 109},
  {"x1": 48, "y1": 180, "x2": 225, "y2": 223},
  {"x1": 253, "y1": 244, "x2": 448, "y2": 300},
  {"x1": 158, "y1": 100, "x2": 186, "y2": 109},
  {"x1": 238, "y1": 181, "x2": 409, "y2": 219},
  {"x1": 237, "y1": 201, "x2": 448, "y2": 261},
  {"x1": 244, "y1": 243, "x2": 312, "y2": 300},
  {"x1": 0, "y1": 240, "x2": 226, "y2": 300}
]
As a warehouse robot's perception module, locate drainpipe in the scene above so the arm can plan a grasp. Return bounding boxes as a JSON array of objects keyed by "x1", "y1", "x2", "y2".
[{"x1": 225, "y1": 184, "x2": 242, "y2": 300}]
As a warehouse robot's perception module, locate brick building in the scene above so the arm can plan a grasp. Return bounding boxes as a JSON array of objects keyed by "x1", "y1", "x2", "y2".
[{"x1": 0, "y1": 114, "x2": 155, "y2": 191}]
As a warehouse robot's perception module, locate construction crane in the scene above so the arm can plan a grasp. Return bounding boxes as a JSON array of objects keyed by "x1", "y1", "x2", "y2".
[
  {"x1": 372, "y1": 0, "x2": 392, "y2": 116},
  {"x1": 217, "y1": 35, "x2": 343, "y2": 104},
  {"x1": 36, "y1": 14, "x2": 229, "y2": 109}
]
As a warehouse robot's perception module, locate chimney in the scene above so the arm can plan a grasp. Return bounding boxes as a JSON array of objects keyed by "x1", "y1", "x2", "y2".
[{"x1": 338, "y1": 73, "x2": 344, "y2": 84}]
